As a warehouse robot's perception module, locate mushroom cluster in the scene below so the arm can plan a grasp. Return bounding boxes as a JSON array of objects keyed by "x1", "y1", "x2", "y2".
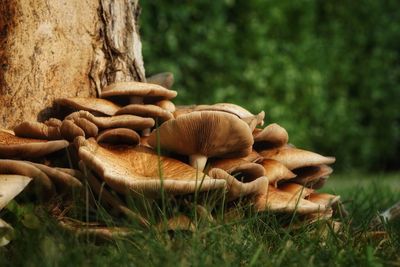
[{"x1": 0, "y1": 72, "x2": 339, "y2": 241}]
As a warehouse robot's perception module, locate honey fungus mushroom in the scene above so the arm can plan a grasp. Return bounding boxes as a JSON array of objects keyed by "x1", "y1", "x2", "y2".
[
  {"x1": 100, "y1": 81, "x2": 177, "y2": 105},
  {"x1": 77, "y1": 138, "x2": 226, "y2": 197},
  {"x1": 148, "y1": 111, "x2": 254, "y2": 172},
  {"x1": 0, "y1": 131, "x2": 69, "y2": 159}
]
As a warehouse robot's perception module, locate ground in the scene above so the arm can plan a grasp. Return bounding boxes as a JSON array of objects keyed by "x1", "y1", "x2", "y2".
[{"x1": 1, "y1": 172, "x2": 399, "y2": 267}]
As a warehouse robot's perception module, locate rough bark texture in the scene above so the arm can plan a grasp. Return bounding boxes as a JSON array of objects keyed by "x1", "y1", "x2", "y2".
[{"x1": 0, "y1": 0, "x2": 145, "y2": 129}]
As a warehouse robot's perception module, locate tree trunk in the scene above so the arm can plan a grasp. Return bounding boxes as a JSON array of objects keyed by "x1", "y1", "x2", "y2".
[{"x1": 0, "y1": 0, "x2": 146, "y2": 129}]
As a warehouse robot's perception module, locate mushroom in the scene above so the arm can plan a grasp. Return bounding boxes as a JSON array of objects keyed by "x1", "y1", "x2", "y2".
[
  {"x1": 155, "y1": 100, "x2": 176, "y2": 113},
  {"x1": 13, "y1": 121, "x2": 62, "y2": 140},
  {"x1": 291, "y1": 165, "x2": 333, "y2": 187},
  {"x1": 253, "y1": 185, "x2": 326, "y2": 214},
  {"x1": 116, "y1": 104, "x2": 174, "y2": 123},
  {"x1": 278, "y1": 183, "x2": 314, "y2": 199},
  {"x1": 194, "y1": 103, "x2": 265, "y2": 129},
  {"x1": 100, "y1": 81, "x2": 177, "y2": 105},
  {"x1": 148, "y1": 111, "x2": 254, "y2": 172},
  {"x1": 0, "y1": 131, "x2": 69, "y2": 159},
  {"x1": 253, "y1": 123, "x2": 289, "y2": 149},
  {"x1": 77, "y1": 138, "x2": 227, "y2": 198},
  {"x1": 147, "y1": 72, "x2": 174, "y2": 89},
  {"x1": 259, "y1": 159, "x2": 296, "y2": 186},
  {"x1": 209, "y1": 159, "x2": 265, "y2": 182},
  {"x1": 55, "y1": 97, "x2": 121, "y2": 116},
  {"x1": 259, "y1": 146, "x2": 336, "y2": 170},
  {"x1": 26, "y1": 162, "x2": 82, "y2": 189},
  {"x1": 96, "y1": 128, "x2": 140, "y2": 146},
  {"x1": 65, "y1": 110, "x2": 154, "y2": 131},
  {"x1": 208, "y1": 168, "x2": 269, "y2": 201},
  {"x1": 115, "y1": 104, "x2": 174, "y2": 136},
  {"x1": 307, "y1": 193, "x2": 341, "y2": 208},
  {"x1": 0, "y1": 160, "x2": 55, "y2": 196},
  {"x1": 0, "y1": 174, "x2": 32, "y2": 210}
]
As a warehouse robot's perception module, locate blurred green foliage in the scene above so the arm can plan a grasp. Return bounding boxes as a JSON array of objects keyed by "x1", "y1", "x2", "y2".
[{"x1": 140, "y1": 0, "x2": 400, "y2": 171}]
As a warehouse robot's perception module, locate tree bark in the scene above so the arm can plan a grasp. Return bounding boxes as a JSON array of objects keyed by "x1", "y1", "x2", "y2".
[{"x1": 0, "y1": 0, "x2": 145, "y2": 129}]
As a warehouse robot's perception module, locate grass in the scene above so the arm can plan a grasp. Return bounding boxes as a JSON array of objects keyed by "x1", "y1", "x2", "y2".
[{"x1": 1, "y1": 172, "x2": 399, "y2": 267}]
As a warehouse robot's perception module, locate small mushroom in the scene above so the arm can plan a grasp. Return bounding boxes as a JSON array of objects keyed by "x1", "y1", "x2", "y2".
[
  {"x1": 97, "y1": 128, "x2": 140, "y2": 146},
  {"x1": 253, "y1": 123, "x2": 289, "y2": 149},
  {"x1": 26, "y1": 162, "x2": 83, "y2": 189},
  {"x1": 116, "y1": 104, "x2": 174, "y2": 123},
  {"x1": 148, "y1": 111, "x2": 254, "y2": 172},
  {"x1": 307, "y1": 193, "x2": 340, "y2": 208},
  {"x1": 13, "y1": 121, "x2": 62, "y2": 140},
  {"x1": 194, "y1": 103, "x2": 265, "y2": 128},
  {"x1": 253, "y1": 185, "x2": 326, "y2": 214},
  {"x1": 278, "y1": 183, "x2": 314, "y2": 199},
  {"x1": 209, "y1": 160, "x2": 265, "y2": 182},
  {"x1": 260, "y1": 159, "x2": 296, "y2": 186},
  {"x1": 147, "y1": 72, "x2": 174, "y2": 89},
  {"x1": 60, "y1": 120, "x2": 85, "y2": 141},
  {"x1": 155, "y1": 100, "x2": 176, "y2": 113},
  {"x1": 77, "y1": 138, "x2": 226, "y2": 198},
  {"x1": 115, "y1": 104, "x2": 173, "y2": 136},
  {"x1": 0, "y1": 174, "x2": 32, "y2": 210},
  {"x1": 0, "y1": 131, "x2": 69, "y2": 159},
  {"x1": 55, "y1": 97, "x2": 121, "y2": 116},
  {"x1": 259, "y1": 146, "x2": 336, "y2": 170},
  {"x1": 208, "y1": 168, "x2": 269, "y2": 201},
  {"x1": 65, "y1": 110, "x2": 154, "y2": 131},
  {"x1": 291, "y1": 165, "x2": 333, "y2": 187},
  {"x1": 101, "y1": 81, "x2": 177, "y2": 105},
  {"x1": 0, "y1": 160, "x2": 55, "y2": 196}
]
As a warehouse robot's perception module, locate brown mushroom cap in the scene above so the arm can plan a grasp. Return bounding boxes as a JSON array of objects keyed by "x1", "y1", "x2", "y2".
[
  {"x1": 101, "y1": 81, "x2": 177, "y2": 103},
  {"x1": 148, "y1": 111, "x2": 254, "y2": 171},
  {"x1": 55, "y1": 97, "x2": 121, "y2": 116},
  {"x1": 0, "y1": 131, "x2": 68, "y2": 159},
  {"x1": 14, "y1": 121, "x2": 62, "y2": 140},
  {"x1": 291, "y1": 165, "x2": 333, "y2": 187},
  {"x1": 209, "y1": 159, "x2": 265, "y2": 182},
  {"x1": 147, "y1": 72, "x2": 174, "y2": 89},
  {"x1": 97, "y1": 128, "x2": 140, "y2": 146},
  {"x1": 208, "y1": 168, "x2": 269, "y2": 201},
  {"x1": 278, "y1": 183, "x2": 314, "y2": 199},
  {"x1": 60, "y1": 120, "x2": 85, "y2": 141},
  {"x1": 65, "y1": 111, "x2": 155, "y2": 131},
  {"x1": 27, "y1": 162, "x2": 82, "y2": 189},
  {"x1": 115, "y1": 104, "x2": 174, "y2": 122},
  {"x1": 0, "y1": 174, "x2": 32, "y2": 210},
  {"x1": 194, "y1": 103, "x2": 265, "y2": 130},
  {"x1": 307, "y1": 193, "x2": 340, "y2": 207},
  {"x1": 77, "y1": 138, "x2": 226, "y2": 198},
  {"x1": 253, "y1": 185, "x2": 326, "y2": 214},
  {"x1": 155, "y1": 100, "x2": 176, "y2": 113},
  {"x1": 260, "y1": 159, "x2": 296, "y2": 186},
  {"x1": 0, "y1": 160, "x2": 54, "y2": 196},
  {"x1": 259, "y1": 147, "x2": 336, "y2": 170},
  {"x1": 253, "y1": 123, "x2": 289, "y2": 149}
]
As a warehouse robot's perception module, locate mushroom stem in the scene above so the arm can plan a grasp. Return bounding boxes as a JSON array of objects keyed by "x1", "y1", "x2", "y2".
[
  {"x1": 129, "y1": 96, "x2": 144, "y2": 104},
  {"x1": 189, "y1": 154, "x2": 208, "y2": 172}
]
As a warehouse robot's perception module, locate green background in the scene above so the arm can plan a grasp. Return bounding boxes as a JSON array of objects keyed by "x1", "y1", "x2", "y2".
[{"x1": 140, "y1": 0, "x2": 400, "y2": 171}]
